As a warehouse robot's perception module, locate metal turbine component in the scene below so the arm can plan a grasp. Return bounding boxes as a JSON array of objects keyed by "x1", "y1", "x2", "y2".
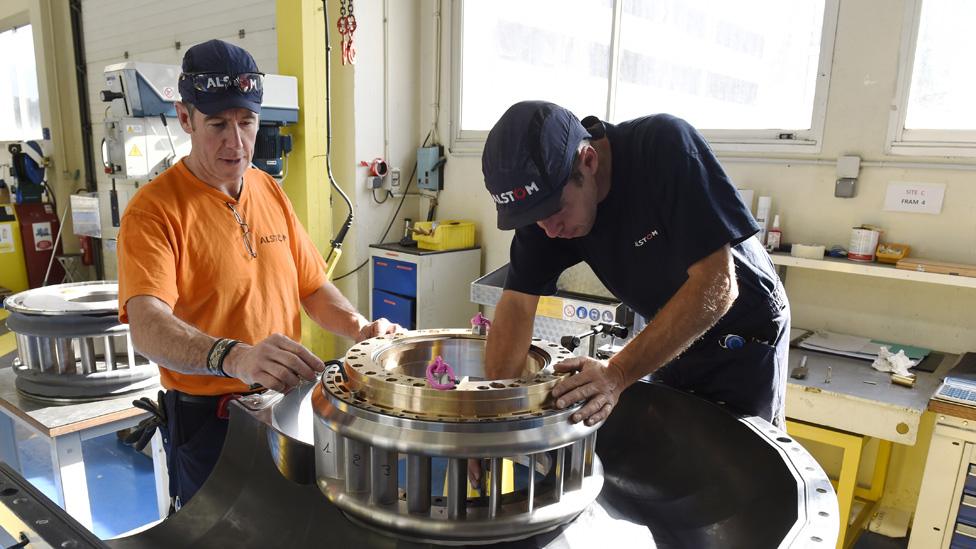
[
  {"x1": 4, "y1": 282, "x2": 158, "y2": 402},
  {"x1": 312, "y1": 329, "x2": 604, "y2": 545}
]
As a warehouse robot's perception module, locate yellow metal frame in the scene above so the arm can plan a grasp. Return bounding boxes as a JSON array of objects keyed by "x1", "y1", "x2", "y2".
[
  {"x1": 0, "y1": 309, "x2": 14, "y2": 359},
  {"x1": 443, "y1": 459, "x2": 516, "y2": 498},
  {"x1": 277, "y1": 0, "x2": 349, "y2": 358},
  {"x1": 787, "y1": 419, "x2": 893, "y2": 549}
]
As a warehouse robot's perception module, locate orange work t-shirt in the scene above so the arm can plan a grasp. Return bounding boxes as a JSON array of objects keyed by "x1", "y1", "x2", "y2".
[{"x1": 118, "y1": 160, "x2": 327, "y2": 395}]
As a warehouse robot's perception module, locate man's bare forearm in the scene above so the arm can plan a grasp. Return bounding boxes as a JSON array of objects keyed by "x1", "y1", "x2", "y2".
[
  {"x1": 126, "y1": 295, "x2": 218, "y2": 375},
  {"x1": 485, "y1": 290, "x2": 539, "y2": 379},
  {"x1": 301, "y1": 283, "x2": 368, "y2": 341},
  {"x1": 608, "y1": 245, "x2": 737, "y2": 386}
]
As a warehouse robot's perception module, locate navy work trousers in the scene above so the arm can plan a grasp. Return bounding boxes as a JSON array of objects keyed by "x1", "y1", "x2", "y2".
[
  {"x1": 651, "y1": 288, "x2": 791, "y2": 427},
  {"x1": 161, "y1": 391, "x2": 230, "y2": 509}
]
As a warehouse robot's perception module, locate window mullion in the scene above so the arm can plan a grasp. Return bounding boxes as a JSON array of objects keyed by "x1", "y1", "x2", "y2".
[
  {"x1": 605, "y1": 0, "x2": 624, "y2": 122},
  {"x1": 886, "y1": 0, "x2": 923, "y2": 151}
]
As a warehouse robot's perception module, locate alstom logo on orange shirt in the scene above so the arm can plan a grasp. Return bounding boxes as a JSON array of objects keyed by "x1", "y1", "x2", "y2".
[{"x1": 491, "y1": 182, "x2": 540, "y2": 204}]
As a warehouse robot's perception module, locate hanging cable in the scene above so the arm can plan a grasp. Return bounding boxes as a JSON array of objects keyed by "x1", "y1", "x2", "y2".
[
  {"x1": 332, "y1": 132, "x2": 430, "y2": 282},
  {"x1": 371, "y1": 188, "x2": 390, "y2": 204},
  {"x1": 323, "y1": 0, "x2": 355, "y2": 280}
]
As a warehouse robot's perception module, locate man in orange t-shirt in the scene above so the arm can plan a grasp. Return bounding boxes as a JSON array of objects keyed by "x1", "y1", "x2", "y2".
[{"x1": 117, "y1": 40, "x2": 398, "y2": 509}]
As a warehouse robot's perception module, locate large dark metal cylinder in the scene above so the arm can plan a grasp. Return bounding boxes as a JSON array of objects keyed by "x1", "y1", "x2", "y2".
[{"x1": 105, "y1": 332, "x2": 837, "y2": 549}]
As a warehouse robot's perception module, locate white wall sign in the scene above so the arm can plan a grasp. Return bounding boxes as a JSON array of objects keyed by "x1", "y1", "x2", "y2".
[
  {"x1": 32, "y1": 221, "x2": 53, "y2": 251},
  {"x1": 884, "y1": 182, "x2": 945, "y2": 214}
]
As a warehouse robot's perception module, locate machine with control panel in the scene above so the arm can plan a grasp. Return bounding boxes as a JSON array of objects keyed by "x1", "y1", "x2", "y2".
[
  {"x1": 90, "y1": 62, "x2": 299, "y2": 273},
  {"x1": 99, "y1": 62, "x2": 298, "y2": 182}
]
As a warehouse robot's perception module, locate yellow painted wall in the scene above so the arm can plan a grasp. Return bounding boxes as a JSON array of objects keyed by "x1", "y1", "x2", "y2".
[{"x1": 277, "y1": 0, "x2": 343, "y2": 360}]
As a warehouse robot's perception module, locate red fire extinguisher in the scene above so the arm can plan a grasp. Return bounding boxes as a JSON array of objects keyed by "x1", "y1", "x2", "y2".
[{"x1": 80, "y1": 236, "x2": 94, "y2": 266}]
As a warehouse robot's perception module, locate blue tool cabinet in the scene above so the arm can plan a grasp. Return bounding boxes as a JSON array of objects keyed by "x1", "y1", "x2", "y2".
[{"x1": 369, "y1": 243, "x2": 480, "y2": 330}]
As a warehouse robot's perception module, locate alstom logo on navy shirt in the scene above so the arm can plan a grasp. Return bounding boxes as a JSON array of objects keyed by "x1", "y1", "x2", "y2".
[
  {"x1": 492, "y1": 182, "x2": 540, "y2": 205},
  {"x1": 634, "y1": 229, "x2": 660, "y2": 247}
]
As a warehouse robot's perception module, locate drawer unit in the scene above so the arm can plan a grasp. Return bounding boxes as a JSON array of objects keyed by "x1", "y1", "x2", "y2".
[
  {"x1": 369, "y1": 243, "x2": 481, "y2": 330},
  {"x1": 372, "y1": 289, "x2": 414, "y2": 329},
  {"x1": 372, "y1": 257, "x2": 417, "y2": 298},
  {"x1": 952, "y1": 523, "x2": 976, "y2": 549},
  {"x1": 911, "y1": 418, "x2": 976, "y2": 549},
  {"x1": 959, "y1": 495, "x2": 976, "y2": 528}
]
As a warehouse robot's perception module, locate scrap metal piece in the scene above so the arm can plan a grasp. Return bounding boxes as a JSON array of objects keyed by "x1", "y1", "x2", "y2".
[
  {"x1": 790, "y1": 356, "x2": 809, "y2": 380},
  {"x1": 891, "y1": 372, "x2": 917, "y2": 388}
]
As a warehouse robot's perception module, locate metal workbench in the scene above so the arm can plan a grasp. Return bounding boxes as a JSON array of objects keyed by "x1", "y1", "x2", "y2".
[
  {"x1": 0, "y1": 366, "x2": 167, "y2": 530},
  {"x1": 786, "y1": 347, "x2": 954, "y2": 446},
  {"x1": 784, "y1": 346, "x2": 957, "y2": 548}
]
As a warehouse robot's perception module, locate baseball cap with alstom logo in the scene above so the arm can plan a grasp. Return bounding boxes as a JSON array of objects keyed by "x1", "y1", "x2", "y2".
[
  {"x1": 482, "y1": 101, "x2": 592, "y2": 230},
  {"x1": 178, "y1": 39, "x2": 263, "y2": 116}
]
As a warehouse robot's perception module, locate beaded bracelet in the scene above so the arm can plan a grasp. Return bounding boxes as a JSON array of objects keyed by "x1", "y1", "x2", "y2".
[{"x1": 207, "y1": 338, "x2": 240, "y2": 378}]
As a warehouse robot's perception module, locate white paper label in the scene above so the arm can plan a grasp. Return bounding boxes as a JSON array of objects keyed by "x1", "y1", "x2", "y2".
[
  {"x1": 884, "y1": 182, "x2": 945, "y2": 214},
  {"x1": 0, "y1": 223, "x2": 14, "y2": 253},
  {"x1": 32, "y1": 221, "x2": 53, "y2": 251}
]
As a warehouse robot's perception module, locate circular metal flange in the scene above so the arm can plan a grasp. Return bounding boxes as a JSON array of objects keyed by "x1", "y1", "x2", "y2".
[
  {"x1": 339, "y1": 329, "x2": 577, "y2": 421},
  {"x1": 14, "y1": 370, "x2": 160, "y2": 404},
  {"x1": 312, "y1": 329, "x2": 605, "y2": 545},
  {"x1": 4, "y1": 281, "x2": 120, "y2": 317}
]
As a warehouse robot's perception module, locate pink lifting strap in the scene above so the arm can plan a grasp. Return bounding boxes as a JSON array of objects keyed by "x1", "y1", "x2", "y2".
[
  {"x1": 425, "y1": 356, "x2": 456, "y2": 390},
  {"x1": 471, "y1": 312, "x2": 492, "y2": 331}
]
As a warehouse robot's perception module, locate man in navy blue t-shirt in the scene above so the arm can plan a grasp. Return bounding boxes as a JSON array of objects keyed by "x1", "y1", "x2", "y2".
[{"x1": 481, "y1": 100, "x2": 790, "y2": 427}]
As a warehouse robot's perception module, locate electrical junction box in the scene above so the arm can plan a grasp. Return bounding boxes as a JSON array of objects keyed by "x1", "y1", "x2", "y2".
[
  {"x1": 389, "y1": 168, "x2": 403, "y2": 196},
  {"x1": 417, "y1": 145, "x2": 444, "y2": 192},
  {"x1": 365, "y1": 176, "x2": 384, "y2": 190}
]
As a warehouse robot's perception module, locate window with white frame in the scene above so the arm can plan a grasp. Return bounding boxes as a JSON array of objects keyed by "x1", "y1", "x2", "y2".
[
  {"x1": 888, "y1": 0, "x2": 976, "y2": 156},
  {"x1": 453, "y1": 0, "x2": 837, "y2": 152},
  {"x1": 0, "y1": 24, "x2": 42, "y2": 142}
]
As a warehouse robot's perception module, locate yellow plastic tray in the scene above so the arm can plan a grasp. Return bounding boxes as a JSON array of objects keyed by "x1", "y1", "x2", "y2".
[{"x1": 412, "y1": 220, "x2": 475, "y2": 251}]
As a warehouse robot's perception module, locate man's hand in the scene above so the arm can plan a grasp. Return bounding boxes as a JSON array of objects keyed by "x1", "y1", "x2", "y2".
[
  {"x1": 356, "y1": 318, "x2": 402, "y2": 342},
  {"x1": 551, "y1": 356, "x2": 627, "y2": 426},
  {"x1": 223, "y1": 333, "x2": 324, "y2": 393}
]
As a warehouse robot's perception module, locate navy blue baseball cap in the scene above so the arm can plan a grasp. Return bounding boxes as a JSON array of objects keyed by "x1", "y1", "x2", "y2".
[
  {"x1": 178, "y1": 39, "x2": 263, "y2": 116},
  {"x1": 482, "y1": 101, "x2": 592, "y2": 230}
]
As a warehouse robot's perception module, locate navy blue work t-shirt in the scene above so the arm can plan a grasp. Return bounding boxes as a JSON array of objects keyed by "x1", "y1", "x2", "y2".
[{"x1": 505, "y1": 114, "x2": 782, "y2": 341}]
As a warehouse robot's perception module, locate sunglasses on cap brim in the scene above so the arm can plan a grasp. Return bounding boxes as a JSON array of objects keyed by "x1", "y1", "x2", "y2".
[{"x1": 181, "y1": 72, "x2": 264, "y2": 94}]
